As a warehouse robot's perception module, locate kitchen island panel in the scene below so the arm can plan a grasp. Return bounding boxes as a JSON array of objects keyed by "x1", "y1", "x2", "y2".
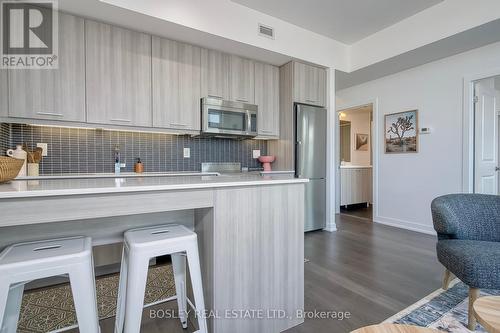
[{"x1": 199, "y1": 184, "x2": 304, "y2": 333}]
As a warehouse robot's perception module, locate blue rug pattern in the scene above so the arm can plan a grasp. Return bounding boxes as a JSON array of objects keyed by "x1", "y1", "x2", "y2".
[{"x1": 386, "y1": 280, "x2": 500, "y2": 332}]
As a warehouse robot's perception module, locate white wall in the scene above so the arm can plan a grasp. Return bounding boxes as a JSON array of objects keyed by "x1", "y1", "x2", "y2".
[
  {"x1": 342, "y1": 110, "x2": 371, "y2": 166},
  {"x1": 337, "y1": 41, "x2": 500, "y2": 234}
]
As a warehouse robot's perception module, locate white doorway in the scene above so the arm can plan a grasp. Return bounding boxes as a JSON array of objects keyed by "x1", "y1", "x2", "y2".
[
  {"x1": 337, "y1": 104, "x2": 374, "y2": 220},
  {"x1": 474, "y1": 76, "x2": 500, "y2": 195}
]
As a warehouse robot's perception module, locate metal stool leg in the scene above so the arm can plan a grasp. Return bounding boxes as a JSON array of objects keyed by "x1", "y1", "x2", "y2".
[
  {"x1": 69, "y1": 258, "x2": 100, "y2": 333},
  {"x1": 172, "y1": 253, "x2": 188, "y2": 329},
  {"x1": 186, "y1": 242, "x2": 208, "y2": 333}
]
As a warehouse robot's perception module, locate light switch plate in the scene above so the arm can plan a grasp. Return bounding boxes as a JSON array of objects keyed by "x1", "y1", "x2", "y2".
[
  {"x1": 183, "y1": 148, "x2": 190, "y2": 158},
  {"x1": 37, "y1": 143, "x2": 48, "y2": 156},
  {"x1": 252, "y1": 150, "x2": 261, "y2": 159}
]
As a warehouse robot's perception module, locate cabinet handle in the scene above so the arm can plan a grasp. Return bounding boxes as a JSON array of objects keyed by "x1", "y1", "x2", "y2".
[
  {"x1": 208, "y1": 95, "x2": 223, "y2": 100},
  {"x1": 37, "y1": 112, "x2": 63, "y2": 117},
  {"x1": 236, "y1": 98, "x2": 249, "y2": 103},
  {"x1": 305, "y1": 99, "x2": 318, "y2": 104},
  {"x1": 110, "y1": 118, "x2": 132, "y2": 123},
  {"x1": 170, "y1": 123, "x2": 189, "y2": 127},
  {"x1": 260, "y1": 130, "x2": 274, "y2": 134}
]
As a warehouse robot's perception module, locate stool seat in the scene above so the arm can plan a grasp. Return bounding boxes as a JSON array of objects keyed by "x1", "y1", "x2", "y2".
[
  {"x1": 0, "y1": 237, "x2": 91, "y2": 266},
  {"x1": 124, "y1": 224, "x2": 195, "y2": 248},
  {"x1": 115, "y1": 224, "x2": 208, "y2": 333},
  {"x1": 0, "y1": 236, "x2": 100, "y2": 333}
]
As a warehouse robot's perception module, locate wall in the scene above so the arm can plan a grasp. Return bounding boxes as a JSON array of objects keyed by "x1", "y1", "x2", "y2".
[
  {"x1": 5, "y1": 124, "x2": 267, "y2": 174},
  {"x1": 342, "y1": 110, "x2": 371, "y2": 166},
  {"x1": 337, "y1": 40, "x2": 500, "y2": 234}
]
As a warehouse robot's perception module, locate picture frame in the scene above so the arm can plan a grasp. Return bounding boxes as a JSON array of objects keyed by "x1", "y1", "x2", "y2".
[
  {"x1": 355, "y1": 133, "x2": 369, "y2": 151},
  {"x1": 384, "y1": 110, "x2": 418, "y2": 153}
]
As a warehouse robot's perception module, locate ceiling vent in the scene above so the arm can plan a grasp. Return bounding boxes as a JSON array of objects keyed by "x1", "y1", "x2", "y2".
[{"x1": 258, "y1": 24, "x2": 274, "y2": 39}]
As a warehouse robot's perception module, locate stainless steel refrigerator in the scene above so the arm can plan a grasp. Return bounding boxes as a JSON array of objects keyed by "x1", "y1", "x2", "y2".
[{"x1": 295, "y1": 104, "x2": 327, "y2": 232}]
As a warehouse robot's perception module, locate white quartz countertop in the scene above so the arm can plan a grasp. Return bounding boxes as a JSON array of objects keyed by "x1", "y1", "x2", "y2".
[{"x1": 0, "y1": 172, "x2": 308, "y2": 199}]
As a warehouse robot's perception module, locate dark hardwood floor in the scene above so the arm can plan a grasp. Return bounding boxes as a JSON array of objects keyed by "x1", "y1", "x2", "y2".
[
  {"x1": 340, "y1": 203, "x2": 373, "y2": 220},
  {"x1": 87, "y1": 214, "x2": 442, "y2": 333},
  {"x1": 286, "y1": 214, "x2": 442, "y2": 333}
]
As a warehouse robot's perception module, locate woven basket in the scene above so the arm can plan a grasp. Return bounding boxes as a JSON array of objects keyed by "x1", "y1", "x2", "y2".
[{"x1": 0, "y1": 156, "x2": 24, "y2": 183}]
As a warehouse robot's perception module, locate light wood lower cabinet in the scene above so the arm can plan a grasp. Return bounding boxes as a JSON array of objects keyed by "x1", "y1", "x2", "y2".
[
  {"x1": 85, "y1": 20, "x2": 152, "y2": 127},
  {"x1": 196, "y1": 184, "x2": 305, "y2": 333},
  {"x1": 8, "y1": 12, "x2": 85, "y2": 122},
  {"x1": 340, "y1": 167, "x2": 372, "y2": 206},
  {"x1": 152, "y1": 37, "x2": 201, "y2": 131}
]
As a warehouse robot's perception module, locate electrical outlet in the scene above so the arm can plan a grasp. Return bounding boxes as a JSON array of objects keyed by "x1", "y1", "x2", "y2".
[
  {"x1": 37, "y1": 143, "x2": 48, "y2": 156},
  {"x1": 183, "y1": 148, "x2": 190, "y2": 158},
  {"x1": 252, "y1": 150, "x2": 261, "y2": 159}
]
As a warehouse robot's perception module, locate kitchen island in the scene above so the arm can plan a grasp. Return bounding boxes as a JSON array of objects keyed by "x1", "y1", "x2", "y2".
[{"x1": 0, "y1": 173, "x2": 307, "y2": 333}]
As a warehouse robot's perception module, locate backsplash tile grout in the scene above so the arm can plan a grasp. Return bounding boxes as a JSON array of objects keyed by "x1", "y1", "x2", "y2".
[{"x1": 4, "y1": 124, "x2": 267, "y2": 174}]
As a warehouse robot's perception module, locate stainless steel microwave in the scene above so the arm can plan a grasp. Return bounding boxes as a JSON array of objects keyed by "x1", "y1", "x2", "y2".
[{"x1": 201, "y1": 97, "x2": 258, "y2": 138}]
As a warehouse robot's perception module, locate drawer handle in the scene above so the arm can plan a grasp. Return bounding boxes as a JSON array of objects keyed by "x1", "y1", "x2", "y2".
[
  {"x1": 260, "y1": 130, "x2": 274, "y2": 134},
  {"x1": 170, "y1": 123, "x2": 189, "y2": 127},
  {"x1": 110, "y1": 118, "x2": 132, "y2": 123},
  {"x1": 236, "y1": 98, "x2": 249, "y2": 103},
  {"x1": 208, "y1": 95, "x2": 223, "y2": 100},
  {"x1": 305, "y1": 99, "x2": 318, "y2": 103},
  {"x1": 37, "y1": 112, "x2": 63, "y2": 117}
]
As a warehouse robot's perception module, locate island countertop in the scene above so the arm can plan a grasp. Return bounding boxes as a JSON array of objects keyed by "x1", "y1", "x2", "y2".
[{"x1": 0, "y1": 172, "x2": 308, "y2": 199}]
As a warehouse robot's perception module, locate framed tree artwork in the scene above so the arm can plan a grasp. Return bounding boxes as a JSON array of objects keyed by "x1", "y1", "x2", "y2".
[{"x1": 385, "y1": 110, "x2": 418, "y2": 153}]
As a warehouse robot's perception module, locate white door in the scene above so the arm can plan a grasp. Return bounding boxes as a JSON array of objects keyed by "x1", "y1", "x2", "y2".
[{"x1": 474, "y1": 78, "x2": 499, "y2": 194}]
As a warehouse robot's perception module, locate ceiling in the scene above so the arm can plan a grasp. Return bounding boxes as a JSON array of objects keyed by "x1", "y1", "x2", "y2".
[
  {"x1": 231, "y1": 0, "x2": 443, "y2": 44},
  {"x1": 336, "y1": 18, "x2": 500, "y2": 90}
]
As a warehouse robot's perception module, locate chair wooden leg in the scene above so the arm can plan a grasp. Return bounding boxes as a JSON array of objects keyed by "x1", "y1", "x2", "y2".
[
  {"x1": 468, "y1": 287, "x2": 480, "y2": 331},
  {"x1": 442, "y1": 268, "x2": 454, "y2": 290}
]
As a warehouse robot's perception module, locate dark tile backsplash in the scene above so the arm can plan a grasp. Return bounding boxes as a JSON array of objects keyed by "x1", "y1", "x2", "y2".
[
  {"x1": 5, "y1": 124, "x2": 267, "y2": 174},
  {"x1": 0, "y1": 123, "x2": 10, "y2": 156}
]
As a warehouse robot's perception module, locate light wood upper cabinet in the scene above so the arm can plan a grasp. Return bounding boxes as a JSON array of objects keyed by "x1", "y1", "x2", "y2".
[
  {"x1": 8, "y1": 12, "x2": 85, "y2": 122},
  {"x1": 152, "y1": 37, "x2": 201, "y2": 131},
  {"x1": 229, "y1": 55, "x2": 254, "y2": 103},
  {"x1": 293, "y1": 62, "x2": 326, "y2": 107},
  {"x1": 201, "y1": 49, "x2": 230, "y2": 100},
  {"x1": 85, "y1": 21, "x2": 152, "y2": 127},
  {"x1": 0, "y1": 70, "x2": 7, "y2": 118},
  {"x1": 254, "y1": 62, "x2": 279, "y2": 137}
]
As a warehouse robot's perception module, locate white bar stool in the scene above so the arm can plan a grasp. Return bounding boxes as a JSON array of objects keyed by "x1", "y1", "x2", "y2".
[
  {"x1": 0, "y1": 236, "x2": 100, "y2": 333},
  {"x1": 115, "y1": 224, "x2": 208, "y2": 333}
]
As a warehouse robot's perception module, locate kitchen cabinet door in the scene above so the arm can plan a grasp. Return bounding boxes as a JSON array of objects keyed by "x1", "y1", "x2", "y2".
[
  {"x1": 8, "y1": 12, "x2": 85, "y2": 122},
  {"x1": 152, "y1": 37, "x2": 201, "y2": 131},
  {"x1": 254, "y1": 62, "x2": 279, "y2": 138},
  {"x1": 293, "y1": 62, "x2": 326, "y2": 107},
  {"x1": 201, "y1": 49, "x2": 230, "y2": 100},
  {"x1": 0, "y1": 69, "x2": 7, "y2": 118},
  {"x1": 85, "y1": 20, "x2": 152, "y2": 127},
  {"x1": 229, "y1": 55, "x2": 254, "y2": 103}
]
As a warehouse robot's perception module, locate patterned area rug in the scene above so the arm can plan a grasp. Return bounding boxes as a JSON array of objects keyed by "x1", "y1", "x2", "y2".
[
  {"x1": 386, "y1": 280, "x2": 500, "y2": 332},
  {"x1": 17, "y1": 264, "x2": 176, "y2": 333}
]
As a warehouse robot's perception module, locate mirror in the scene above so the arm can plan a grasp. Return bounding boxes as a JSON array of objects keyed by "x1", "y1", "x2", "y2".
[{"x1": 340, "y1": 120, "x2": 351, "y2": 163}]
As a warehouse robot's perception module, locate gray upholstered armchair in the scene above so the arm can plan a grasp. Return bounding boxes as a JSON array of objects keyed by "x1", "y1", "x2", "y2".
[{"x1": 431, "y1": 193, "x2": 500, "y2": 330}]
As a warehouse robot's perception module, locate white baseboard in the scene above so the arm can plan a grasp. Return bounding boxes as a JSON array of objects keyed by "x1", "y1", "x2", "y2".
[
  {"x1": 373, "y1": 215, "x2": 436, "y2": 235},
  {"x1": 323, "y1": 224, "x2": 337, "y2": 232}
]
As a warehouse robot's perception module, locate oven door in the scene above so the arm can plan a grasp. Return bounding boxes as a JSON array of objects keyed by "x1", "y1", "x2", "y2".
[{"x1": 203, "y1": 105, "x2": 253, "y2": 136}]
